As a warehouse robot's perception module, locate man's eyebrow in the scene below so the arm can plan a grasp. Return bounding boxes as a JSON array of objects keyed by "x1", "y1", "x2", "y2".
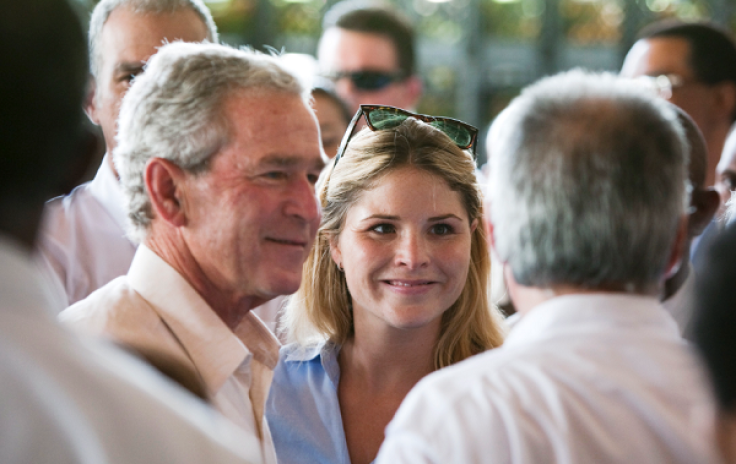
[
  {"x1": 114, "y1": 62, "x2": 145, "y2": 75},
  {"x1": 257, "y1": 155, "x2": 326, "y2": 171}
]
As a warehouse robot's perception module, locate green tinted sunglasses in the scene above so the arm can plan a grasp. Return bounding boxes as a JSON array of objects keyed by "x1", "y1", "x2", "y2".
[{"x1": 333, "y1": 105, "x2": 478, "y2": 166}]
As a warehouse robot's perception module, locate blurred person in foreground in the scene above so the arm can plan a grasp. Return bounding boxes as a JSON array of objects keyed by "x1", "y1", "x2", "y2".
[
  {"x1": 36, "y1": 0, "x2": 216, "y2": 307},
  {"x1": 317, "y1": 0, "x2": 422, "y2": 113},
  {"x1": 376, "y1": 70, "x2": 719, "y2": 464},
  {"x1": 266, "y1": 105, "x2": 505, "y2": 464},
  {"x1": 0, "y1": 1, "x2": 258, "y2": 462},
  {"x1": 693, "y1": 219, "x2": 736, "y2": 464},
  {"x1": 621, "y1": 21, "x2": 736, "y2": 188},
  {"x1": 60, "y1": 42, "x2": 325, "y2": 464}
]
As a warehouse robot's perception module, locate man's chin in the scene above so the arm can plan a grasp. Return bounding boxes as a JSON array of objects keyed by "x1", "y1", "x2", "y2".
[{"x1": 257, "y1": 272, "x2": 302, "y2": 298}]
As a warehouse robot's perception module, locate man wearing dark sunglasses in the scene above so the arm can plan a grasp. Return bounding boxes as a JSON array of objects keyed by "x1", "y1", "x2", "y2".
[{"x1": 317, "y1": 0, "x2": 422, "y2": 113}]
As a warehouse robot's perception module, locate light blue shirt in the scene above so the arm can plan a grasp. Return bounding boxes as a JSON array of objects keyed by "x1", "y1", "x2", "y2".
[{"x1": 266, "y1": 341, "x2": 353, "y2": 464}]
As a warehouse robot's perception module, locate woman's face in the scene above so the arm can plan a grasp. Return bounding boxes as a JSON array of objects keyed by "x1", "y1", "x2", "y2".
[
  {"x1": 313, "y1": 92, "x2": 349, "y2": 159},
  {"x1": 330, "y1": 167, "x2": 476, "y2": 333}
]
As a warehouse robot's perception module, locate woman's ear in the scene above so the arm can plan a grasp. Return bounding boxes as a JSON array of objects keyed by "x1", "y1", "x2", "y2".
[
  {"x1": 470, "y1": 218, "x2": 478, "y2": 235},
  {"x1": 328, "y1": 233, "x2": 343, "y2": 270}
]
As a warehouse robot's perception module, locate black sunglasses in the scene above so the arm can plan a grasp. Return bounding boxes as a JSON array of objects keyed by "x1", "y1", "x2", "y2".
[
  {"x1": 333, "y1": 105, "x2": 478, "y2": 167},
  {"x1": 325, "y1": 70, "x2": 407, "y2": 91}
]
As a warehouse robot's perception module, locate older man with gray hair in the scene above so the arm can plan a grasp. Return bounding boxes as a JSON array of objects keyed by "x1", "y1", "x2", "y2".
[
  {"x1": 376, "y1": 70, "x2": 719, "y2": 464},
  {"x1": 60, "y1": 42, "x2": 325, "y2": 464},
  {"x1": 37, "y1": 0, "x2": 216, "y2": 306}
]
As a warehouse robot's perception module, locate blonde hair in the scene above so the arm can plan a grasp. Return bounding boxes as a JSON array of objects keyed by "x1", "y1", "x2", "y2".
[{"x1": 284, "y1": 117, "x2": 505, "y2": 368}]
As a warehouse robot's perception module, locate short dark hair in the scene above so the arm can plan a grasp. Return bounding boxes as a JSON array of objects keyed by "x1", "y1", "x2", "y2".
[
  {"x1": 639, "y1": 21, "x2": 736, "y2": 122},
  {"x1": 693, "y1": 223, "x2": 736, "y2": 412},
  {"x1": 311, "y1": 78, "x2": 352, "y2": 125},
  {"x1": 0, "y1": 0, "x2": 88, "y2": 201},
  {"x1": 323, "y1": 0, "x2": 416, "y2": 77}
]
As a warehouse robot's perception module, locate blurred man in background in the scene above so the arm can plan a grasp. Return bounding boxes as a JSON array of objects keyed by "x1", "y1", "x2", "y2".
[
  {"x1": 621, "y1": 21, "x2": 736, "y2": 188},
  {"x1": 317, "y1": 0, "x2": 422, "y2": 113},
  {"x1": 662, "y1": 110, "x2": 719, "y2": 336},
  {"x1": 37, "y1": 0, "x2": 216, "y2": 306}
]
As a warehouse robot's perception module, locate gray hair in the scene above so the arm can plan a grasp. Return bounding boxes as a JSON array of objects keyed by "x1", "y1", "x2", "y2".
[
  {"x1": 488, "y1": 69, "x2": 689, "y2": 292},
  {"x1": 88, "y1": 0, "x2": 218, "y2": 78},
  {"x1": 114, "y1": 41, "x2": 311, "y2": 243}
]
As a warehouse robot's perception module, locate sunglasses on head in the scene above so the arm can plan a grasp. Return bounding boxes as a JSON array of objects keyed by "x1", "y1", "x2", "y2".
[
  {"x1": 325, "y1": 70, "x2": 407, "y2": 91},
  {"x1": 333, "y1": 105, "x2": 479, "y2": 167}
]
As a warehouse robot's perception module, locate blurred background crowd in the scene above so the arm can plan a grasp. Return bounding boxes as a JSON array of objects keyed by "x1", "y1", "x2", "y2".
[{"x1": 69, "y1": 0, "x2": 736, "y2": 165}]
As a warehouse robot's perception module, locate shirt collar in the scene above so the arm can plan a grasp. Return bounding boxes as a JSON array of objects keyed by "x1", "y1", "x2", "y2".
[
  {"x1": 283, "y1": 340, "x2": 341, "y2": 386},
  {"x1": 127, "y1": 245, "x2": 250, "y2": 394},
  {"x1": 88, "y1": 154, "x2": 130, "y2": 235},
  {"x1": 506, "y1": 293, "x2": 680, "y2": 349}
]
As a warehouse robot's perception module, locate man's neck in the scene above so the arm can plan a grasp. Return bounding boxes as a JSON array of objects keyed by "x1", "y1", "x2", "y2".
[
  {"x1": 145, "y1": 232, "x2": 265, "y2": 330},
  {"x1": 506, "y1": 268, "x2": 658, "y2": 316}
]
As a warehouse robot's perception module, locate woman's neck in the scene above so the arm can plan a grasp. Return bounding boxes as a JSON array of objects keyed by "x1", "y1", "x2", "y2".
[
  {"x1": 337, "y1": 317, "x2": 441, "y2": 464},
  {"x1": 339, "y1": 318, "x2": 440, "y2": 393}
]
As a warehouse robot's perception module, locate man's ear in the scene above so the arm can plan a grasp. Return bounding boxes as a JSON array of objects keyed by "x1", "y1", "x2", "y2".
[
  {"x1": 664, "y1": 214, "x2": 689, "y2": 279},
  {"x1": 689, "y1": 187, "x2": 720, "y2": 237},
  {"x1": 485, "y1": 215, "x2": 503, "y2": 262},
  {"x1": 145, "y1": 158, "x2": 187, "y2": 228},
  {"x1": 84, "y1": 76, "x2": 100, "y2": 125}
]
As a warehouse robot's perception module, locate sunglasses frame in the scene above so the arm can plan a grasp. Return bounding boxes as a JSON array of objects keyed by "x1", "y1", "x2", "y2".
[{"x1": 333, "y1": 104, "x2": 479, "y2": 167}]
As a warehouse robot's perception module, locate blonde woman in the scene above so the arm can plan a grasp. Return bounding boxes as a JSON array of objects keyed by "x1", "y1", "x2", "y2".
[{"x1": 266, "y1": 106, "x2": 505, "y2": 464}]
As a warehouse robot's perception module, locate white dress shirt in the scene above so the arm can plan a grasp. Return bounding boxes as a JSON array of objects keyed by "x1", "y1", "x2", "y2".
[
  {"x1": 36, "y1": 156, "x2": 136, "y2": 306},
  {"x1": 0, "y1": 235, "x2": 260, "y2": 464},
  {"x1": 35, "y1": 156, "x2": 285, "y2": 335},
  {"x1": 377, "y1": 293, "x2": 719, "y2": 464},
  {"x1": 60, "y1": 245, "x2": 280, "y2": 464}
]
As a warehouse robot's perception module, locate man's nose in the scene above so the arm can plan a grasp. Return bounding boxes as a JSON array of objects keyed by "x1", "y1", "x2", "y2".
[{"x1": 284, "y1": 176, "x2": 320, "y2": 224}]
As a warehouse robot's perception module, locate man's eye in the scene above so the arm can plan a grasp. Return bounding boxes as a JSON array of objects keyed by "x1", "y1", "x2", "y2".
[
  {"x1": 264, "y1": 171, "x2": 288, "y2": 180},
  {"x1": 307, "y1": 173, "x2": 320, "y2": 185},
  {"x1": 726, "y1": 176, "x2": 736, "y2": 191},
  {"x1": 431, "y1": 224, "x2": 454, "y2": 235},
  {"x1": 371, "y1": 224, "x2": 395, "y2": 234}
]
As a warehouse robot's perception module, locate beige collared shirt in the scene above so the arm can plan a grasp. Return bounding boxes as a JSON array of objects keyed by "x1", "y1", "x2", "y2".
[{"x1": 60, "y1": 245, "x2": 280, "y2": 464}]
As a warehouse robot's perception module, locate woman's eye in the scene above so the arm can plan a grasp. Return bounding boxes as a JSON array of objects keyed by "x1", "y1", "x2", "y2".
[
  {"x1": 431, "y1": 224, "x2": 454, "y2": 235},
  {"x1": 371, "y1": 224, "x2": 395, "y2": 234}
]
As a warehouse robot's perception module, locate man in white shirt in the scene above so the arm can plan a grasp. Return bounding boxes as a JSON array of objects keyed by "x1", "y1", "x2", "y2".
[
  {"x1": 36, "y1": 0, "x2": 216, "y2": 307},
  {"x1": 0, "y1": 2, "x2": 257, "y2": 462},
  {"x1": 376, "y1": 70, "x2": 720, "y2": 464},
  {"x1": 60, "y1": 41, "x2": 325, "y2": 463}
]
